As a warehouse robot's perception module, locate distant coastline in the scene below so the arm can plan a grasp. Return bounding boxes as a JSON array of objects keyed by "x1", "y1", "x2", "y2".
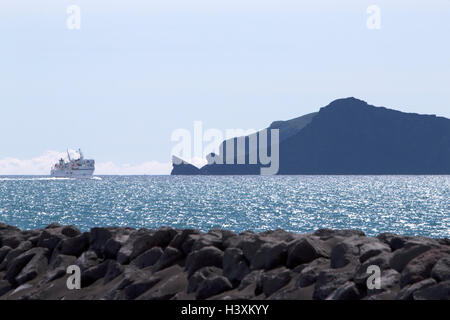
[{"x1": 172, "y1": 98, "x2": 450, "y2": 175}]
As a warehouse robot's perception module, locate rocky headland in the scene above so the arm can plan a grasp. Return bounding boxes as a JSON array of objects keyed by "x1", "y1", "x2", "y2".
[{"x1": 0, "y1": 222, "x2": 449, "y2": 300}]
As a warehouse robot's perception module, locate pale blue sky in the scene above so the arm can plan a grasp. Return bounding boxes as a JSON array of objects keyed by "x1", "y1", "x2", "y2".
[{"x1": 0, "y1": 0, "x2": 449, "y2": 173}]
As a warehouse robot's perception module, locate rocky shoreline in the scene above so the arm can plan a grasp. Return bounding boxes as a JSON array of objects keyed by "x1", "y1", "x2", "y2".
[{"x1": 0, "y1": 222, "x2": 449, "y2": 300}]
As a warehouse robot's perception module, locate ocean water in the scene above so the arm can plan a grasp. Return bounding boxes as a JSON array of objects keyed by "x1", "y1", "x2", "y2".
[{"x1": 0, "y1": 175, "x2": 448, "y2": 238}]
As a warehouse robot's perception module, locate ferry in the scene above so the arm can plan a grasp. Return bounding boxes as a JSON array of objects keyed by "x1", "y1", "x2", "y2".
[{"x1": 50, "y1": 149, "x2": 95, "y2": 178}]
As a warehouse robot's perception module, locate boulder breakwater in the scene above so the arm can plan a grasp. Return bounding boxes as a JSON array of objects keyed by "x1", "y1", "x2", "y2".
[{"x1": 0, "y1": 223, "x2": 449, "y2": 300}]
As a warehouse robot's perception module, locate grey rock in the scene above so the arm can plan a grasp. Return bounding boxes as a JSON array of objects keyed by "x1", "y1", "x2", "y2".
[
  {"x1": 251, "y1": 242, "x2": 287, "y2": 271},
  {"x1": 104, "y1": 238, "x2": 122, "y2": 260},
  {"x1": 169, "y1": 229, "x2": 200, "y2": 254},
  {"x1": 397, "y1": 278, "x2": 437, "y2": 300},
  {"x1": 188, "y1": 266, "x2": 222, "y2": 293},
  {"x1": 15, "y1": 248, "x2": 49, "y2": 285},
  {"x1": 39, "y1": 267, "x2": 67, "y2": 285},
  {"x1": 0, "y1": 246, "x2": 12, "y2": 264},
  {"x1": 123, "y1": 276, "x2": 161, "y2": 300},
  {"x1": 89, "y1": 227, "x2": 113, "y2": 256},
  {"x1": 81, "y1": 260, "x2": 110, "y2": 287},
  {"x1": 75, "y1": 250, "x2": 99, "y2": 271},
  {"x1": 431, "y1": 256, "x2": 450, "y2": 282},
  {"x1": 326, "y1": 281, "x2": 361, "y2": 300},
  {"x1": 61, "y1": 225, "x2": 81, "y2": 238},
  {"x1": 313, "y1": 268, "x2": 353, "y2": 300},
  {"x1": 191, "y1": 233, "x2": 223, "y2": 251},
  {"x1": 354, "y1": 252, "x2": 391, "y2": 285},
  {"x1": 287, "y1": 237, "x2": 330, "y2": 268},
  {"x1": 400, "y1": 249, "x2": 443, "y2": 287},
  {"x1": 153, "y1": 246, "x2": 183, "y2": 272},
  {"x1": 224, "y1": 232, "x2": 265, "y2": 262},
  {"x1": 260, "y1": 267, "x2": 292, "y2": 297},
  {"x1": 389, "y1": 243, "x2": 432, "y2": 272},
  {"x1": 117, "y1": 227, "x2": 178, "y2": 265},
  {"x1": 367, "y1": 269, "x2": 400, "y2": 296},
  {"x1": 238, "y1": 270, "x2": 263, "y2": 291},
  {"x1": 196, "y1": 275, "x2": 232, "y2": 299},
  {"x1": 0, "y1": 279, "x2": 12, "y2": 296},
  {"x1": 185, "y1": 246, "x2": 224, "y2": 277},
  {"x1": 37, "y1": 229, "x2": 66, "y2": 252},
  {"x1": 48, "y1": 254, "x2": 76, "y2": 270},
  {"x1": 104, "y1": 260, "x2": 124, "y2": 284},
  {"x1": 223, "y1": 248, "x2": 250, "y2": 285},
  {"x1": 296, "y1": 257, "x2": 330, "y2": 287},
  {"x1": 55, "y1": 233, "x2": 89, "y2": 257},
  {"x1": 313, "y1": 229, "x2": 365, "y2": 240},
  {"x1": 0, "y1": 241, "x2": 32, "y2": 271},
  {"x1": 330, "y1": 242, "x2": 359, "y2": 269},
  {"x1": 4, "y1": 248, "x2": 40, "y2": 283},
  {"x1": 413, "y1": 280, "x2": 450, "y2": 300},
  {"x1": 131, "y1": 247, "x2": 163, "y2": 269},
  {"x1": 139, "y1": 272, "x2": 188, "y2": 300}
]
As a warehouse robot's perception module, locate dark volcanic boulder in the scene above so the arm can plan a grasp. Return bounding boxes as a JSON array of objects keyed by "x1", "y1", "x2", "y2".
[
  {"x1": 260, "y1": 267, "x2": 292, "y2": 297},
  {"x1": 0, "y1": 246, "x2": 12, "y2": 265},
  {"x1": 168, "y1": 229, "x2": 201, "y2": 254},
  {"x1": 295, "y1": 257, "x2": 330, "y2": 288},
  {"x1": 81, "y1": 260, "x2": 111, "y2": 287},
  {"x1": 61, "y1": 225, "x2": 81, "y2": 238},
  {"x1": 185, "y1": 246, "x2": 224, "y2": 277},
  {"x1": 397, "y1": 278, "x2": 437, "y2": 300},
  {"x1": 75, "y1": 250, "x2": 99, "y2": 271},
  {"x1": 313, "y1": 268, "x2": 354, "y2": 300},
  {"x1": 0, "y1": 280, "x2": 12, "y2": 297},
  {"x1": 0, "y1": 224, "x2": 26, "y2": 249},
  {"x1": 327, "y1": 281, "x2": 361, "y2": 300},
  {"x1": 55, "y1": 233, "x2": 89, "y2": 257},
  {"x1": 48, "y1": 254, "x2": 77, "y2": 270},
  {"x1": 89, "y1": 227, "x2": 113, "y2": 256},
  {"x1": 104, "y1": 260, "x2": 124, "y2": 284},
  {"x1": 188, "y1": 266, "x2": 222, "y2": 293},
  {"x1": 389, "y1": 243, "x2": 434, "y2": 272},
  {"x1": 251, "y1": 242, "x2": 287, "y2": 271},
  {"x1": 123, "y1": 276, "x2": 161, "y2": 300},
  {"x1": 330, "y1": 242, "x2": 359, "y2": 269},
  {"x1": 4, "y1": 247, "x2": 47, "y2": 283},
  {"x1": 117, "y1": 228, "x2": 177, "y2": 264},
  {"x1": 0, "y1": 241, "x2": 32, "y2": 271},
  {"x1": 196, "y1": 275, "x2": 233, "y2": 299},
  {"x1": 131, "y1": 247, "x2": 164, "y2": 269},
  {"x1": 223, "y1": 248, "x2": 250, "y2": 285},
  {"x1": 239, "y1": 270, "x2": 263, "y2": 291},
  {"x1": 431, "y1": 257, "x2": 450, "y2": 282},
  {"x1": 313, "y1": 229, "x2": 365, "y2": 240},
  {"x1": 413, "y1": 280, "x2": 450, "y2": 300},
  {"x1": 287, "y1": 237, "x2": 330, "y2": 268},
  {"x1": 224, "y1": 232, "x2": 265, "y2": 262},
  {"x1": 400, "y1": 249, "x2": 444, "y2": 287},
  {"x1": 191, "y1": 233, "x2": 223, "y2": 251},
  {"x1": 153, "y1": 246, "x2": 183, "y2": 272},
  {"x1": 15, "y1": 248, "x2": 49, "y2": 285},
  {"x1": 354, "y1": 252, "x2": 391, "y2": 285}
]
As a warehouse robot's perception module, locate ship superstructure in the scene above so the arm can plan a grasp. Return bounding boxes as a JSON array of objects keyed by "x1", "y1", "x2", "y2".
[{"x1": 50, "y1": 149, "x2": 95, "y2": 178}]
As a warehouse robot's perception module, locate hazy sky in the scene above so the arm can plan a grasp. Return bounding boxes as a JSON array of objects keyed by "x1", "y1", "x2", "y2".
[{"x1": 1, "y1": 0, "x2": 449, "y2": 174}]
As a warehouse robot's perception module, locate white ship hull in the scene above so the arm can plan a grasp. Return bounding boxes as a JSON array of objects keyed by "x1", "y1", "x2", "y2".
[{"x1": 50, "y1": 168, "x2": 94, "y2": 178}]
